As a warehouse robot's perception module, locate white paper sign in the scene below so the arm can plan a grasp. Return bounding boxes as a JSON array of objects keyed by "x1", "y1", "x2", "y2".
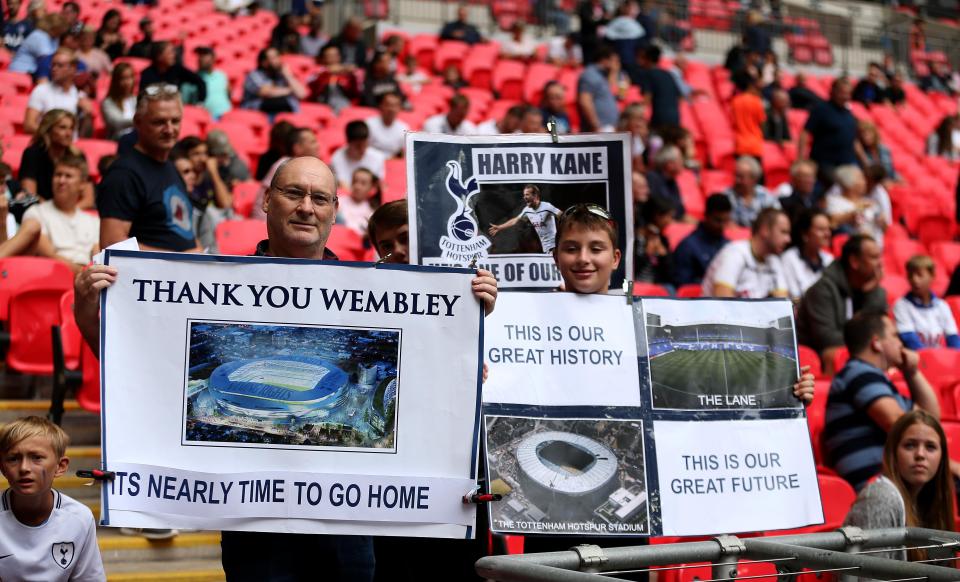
[
  {"x1": 100, "y1": 251, "x2": 483, "y2": 538},
  {"x1": 482, "y1": 293, "x2": 641, "y2": 407},
  {"x1": 654, "y1": 418, "x2": 823, "y2": 536}
]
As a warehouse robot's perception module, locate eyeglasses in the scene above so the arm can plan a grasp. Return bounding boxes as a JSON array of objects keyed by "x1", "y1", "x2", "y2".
[
  {"x1": 561, "y1": 203, "x2": 612, "y2": 221},
  {"x1": 272, "y1": 185, "x2": 337, "y2": 208},
  {"x1": 142, "y1": 83, "x2": 179, "y2": 98}
]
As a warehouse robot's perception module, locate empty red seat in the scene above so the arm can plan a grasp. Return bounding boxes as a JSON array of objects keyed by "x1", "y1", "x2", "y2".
[
  {"x1": 884, "y1": 238, "x2": 926, "y2": 276},
  {"x1": 663, "y1": 222, "x2": 696, "y2": 250},
  {"x1": 492, "y1": 60, "x2": 526, "y2": 101},
  {"x1": 676, "y1": 284, "x2": 702, "y2": 298},
  {"x1": 209, "y1": 121, "x2": 265, "y2": 154},
  {"x1": 918, "y1": 348, "x2": 960, "y2": 390},
  {"x1": 215, "y1": 219, "x2": 267, "y2": 256},
  {"x1": 220, "y1": 109, "x2": 270, "y2": 139},
  {"x1": 881, "y1": 274, "x2": 910, "y2": 306},
  {"x1": 52, "y1": 290, "x2": 100, "y2": 415},
  {"x1": 408, "y1": 34, "x2": 439, "y2": 72},
  {"x1": 916, "y1": 215, "x2": 956, "y2": 249},
  {"x1": 0, "y1": 257, "x2": 75, "y2": 375},
  {"x1": 523, "y1": 62, "x2": 560, "y2": 105},
  {"x1": 770, "y1": 474, "x2": 855, "y2": 535},
  {"x1": 940, "y1": 419, "x2": 960, "y2": 463},
  {"x1": 326, "y1": 225, "x2": 366, "y2": 261},
  {"x1": 798, "y1": 344, "x2": 823, "y2": 379},
  {"x1": 75, "y1": 139, "x2": 118, "y2": 180},
  {"x1": 433, "y1": 40, "x2": 469, "y2": 74},
  {"x1": 382, "y1": 158, "x2": 406, "y2": 203},
  {"x1": 632, "y1": 282, "x2": 670, "y2": 296},
  {"x1": 231, "y1": 181, "x2": 261, "y2": 218}
]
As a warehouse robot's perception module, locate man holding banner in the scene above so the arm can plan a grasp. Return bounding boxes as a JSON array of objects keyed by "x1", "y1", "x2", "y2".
[{"x1": 75, "y1": 157, "x2": 498, "y2": 581}]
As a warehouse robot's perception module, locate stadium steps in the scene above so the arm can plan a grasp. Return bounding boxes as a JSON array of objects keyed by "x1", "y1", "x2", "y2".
[
  {"x1": 105, "y1": 558, "x2": 225, "y2": 581},
  {"x1": 0, "y1": 398, "x2": 101, "y2": 445}
]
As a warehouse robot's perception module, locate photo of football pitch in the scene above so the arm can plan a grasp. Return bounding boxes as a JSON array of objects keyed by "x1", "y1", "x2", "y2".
[{"x1": 650, "y1": 348, "x2": 799, "y2": 409}]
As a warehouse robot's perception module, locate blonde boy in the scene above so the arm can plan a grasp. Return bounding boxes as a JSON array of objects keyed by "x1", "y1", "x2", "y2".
[
  {"x1": 0, "y1": 416, "x2": 104, "y2": 581},
  {"x1": 893, "y1": 255, "x2": 960, "y2": 349}
]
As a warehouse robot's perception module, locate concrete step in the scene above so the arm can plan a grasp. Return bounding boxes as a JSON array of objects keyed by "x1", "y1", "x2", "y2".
[
  {"x1": 0, "y1": 399, "x2": 101, "y2": 445},
  {"x1": 105, "y1": 558, "x2": 224, "y2": 581},
  {"x1": 98, "y1": 529, "x2": 222, "y2": 564}
]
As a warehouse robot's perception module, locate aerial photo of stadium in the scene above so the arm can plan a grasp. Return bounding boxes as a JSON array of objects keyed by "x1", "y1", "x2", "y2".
[
  {"x1": 183, "y1": 320, "x2": 400, "y2": 451},
  {"x1": 485, "y1": 416, "x2": 648, "y2": 535},
  {"x1": 645, "y1": 299, "x2": 800, "y2": 410}
]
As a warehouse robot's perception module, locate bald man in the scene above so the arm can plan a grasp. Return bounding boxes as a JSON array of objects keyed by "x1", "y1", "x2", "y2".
[{"x1": 74, "y1": 157, "x2": 497, "y2": 581}]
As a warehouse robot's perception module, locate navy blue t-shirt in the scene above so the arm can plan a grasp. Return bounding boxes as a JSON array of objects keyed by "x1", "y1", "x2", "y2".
[
  {"x1": 3, "y1": 19, "x2": 32, "y2": 52},
  {"x1": 803, "y1": 100, "x2": 858, "y2": 168},
  {"x1": 97, "y1": 148, "x2": 196, "y2": 251},
  {"x1": 630, "y1": 67, "x2": 680, "y2": 128}
]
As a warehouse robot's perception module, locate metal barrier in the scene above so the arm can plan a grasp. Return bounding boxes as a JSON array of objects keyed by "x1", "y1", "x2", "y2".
[{"x1": 476, "y1": 527, "x2": 960, "y2": 581}]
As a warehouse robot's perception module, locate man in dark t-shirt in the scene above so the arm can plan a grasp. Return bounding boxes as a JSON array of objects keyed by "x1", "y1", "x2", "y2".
[
  {"x1": 798, "y1": 78, "x2": 857, "y2": 186},
  {"x1": 628, "y1": 45, "x2": 681, "y2": 131},
  {"x1": 97, "y1": 85, "x2": 198, "y2": 252}
]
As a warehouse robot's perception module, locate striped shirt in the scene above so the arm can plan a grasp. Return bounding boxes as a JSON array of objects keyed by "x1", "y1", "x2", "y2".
[{"x1": 822, "y1": 359, "x2": 912, "y2": 491}]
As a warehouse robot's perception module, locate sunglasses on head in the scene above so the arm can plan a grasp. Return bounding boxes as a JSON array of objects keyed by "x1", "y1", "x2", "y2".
[
  {"x1": 561, "y1": 203, "x2": 612, "y2": 221},
  {"x1": 142, "y1": 83, "x2": 179, "y2": 98}
]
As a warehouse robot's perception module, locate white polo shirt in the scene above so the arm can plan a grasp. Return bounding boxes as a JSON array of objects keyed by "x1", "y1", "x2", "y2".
[
  {"x1": 423, "y1": 113, "x2": 477, "y2": 136},
  {"x1": 0, "y1": 489, "x2": 105, "y2": 582},
  {"x1": 26, "y1": 82, "x2": 80, "y2": 115},
  {"x1": 780, "y1": 246, "x2": 833, "y2": 301},
  {"x1": 329, "y1": 146, "x2": 386, "y2": 186},
  {"x1": 702, "y1": 239, "x2": 787, "y2": 298},
  {"x1": 365, "y1": 115, "x2": 409, "y2": 158},
  {"x1": 23, "y1": 200, "x2": 99, "y2": 265}
]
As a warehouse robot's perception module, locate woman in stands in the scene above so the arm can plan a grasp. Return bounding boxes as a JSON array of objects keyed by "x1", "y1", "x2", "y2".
[
  {"x1": 845, "y1": 410, "x2": 955, "y2": 561},
  {"x1": 825, "y1": 165, "x2": 886, "y2": 248},
  {"x1": 856, "y1": 121, "x2": 900, "y2": 183},
  {"x1": 337, "y1": 168, "x2": 380, "y2": 237},
  {"x1": 618, "y1": 103, "x2": 651, "y2": 172},
  {"x1": 18, "y1": 110, "x2": 84, "y2": 203},
  {"x1": 101, "y1": 63, "x2": 137, "y2": 140},
  {"x1": 95, "y1": 9, "x2": 125, "y2": 61},
  {"x1": 927, "y1": 114, "x2": 960, "y2": 161}
]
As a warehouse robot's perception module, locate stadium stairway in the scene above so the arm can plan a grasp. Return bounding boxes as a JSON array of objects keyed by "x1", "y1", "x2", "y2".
[{"x1": 0, "y1": 389, "x2": 226, "y2": 579}]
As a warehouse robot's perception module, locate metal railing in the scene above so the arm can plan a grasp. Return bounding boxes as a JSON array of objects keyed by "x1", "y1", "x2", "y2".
[{"x1": 476, "y1": 527, "x2": 960, "y2": 581}]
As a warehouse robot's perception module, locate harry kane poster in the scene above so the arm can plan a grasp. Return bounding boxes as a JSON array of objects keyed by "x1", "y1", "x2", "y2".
[
  {"x1": 99, "y1": 250, "x2": 483, "y2": 539},
  {"x1": 406, "y1": 133, "x2": 633, "y2": 290}
]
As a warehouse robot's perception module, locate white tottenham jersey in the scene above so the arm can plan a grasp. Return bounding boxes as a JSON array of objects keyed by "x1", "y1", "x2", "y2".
[
  {"x1": 519, "y1": 202, "x2": 561, "y2": 252},
  {"x1": 0, "y1": 489, "x2": 105, "y2": 581}
]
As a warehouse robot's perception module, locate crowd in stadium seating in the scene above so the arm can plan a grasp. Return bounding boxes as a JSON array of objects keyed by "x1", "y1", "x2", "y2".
[{"x1": 1, "y1": 0, "x2": 960, "y2": 576}]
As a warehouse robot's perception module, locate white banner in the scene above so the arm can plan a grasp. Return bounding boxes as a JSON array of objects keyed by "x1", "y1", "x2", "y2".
[
  {"x1": 100, "y1": 251, "x2": 483, "y2": 538},
  {"x1": 482, "y1": 293, "x2": 641, "y2": 407},
  {"x1": 105, "y1": 462, "x2": 475, "y2": 525},
  {"x1": 654, "y1": 418, "x2": 823, "y2": 536}
]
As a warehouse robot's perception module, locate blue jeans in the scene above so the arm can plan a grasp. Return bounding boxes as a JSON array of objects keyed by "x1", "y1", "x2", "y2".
[{"x1": 221, "y1": 531, "x2": 375, "y2": 582}]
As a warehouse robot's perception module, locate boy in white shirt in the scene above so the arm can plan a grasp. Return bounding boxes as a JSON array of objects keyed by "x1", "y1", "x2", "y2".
[
  {"x1": 0, "y1": 153, "x2": 98, "y2": 270},
  {"x1": 329, "y1": 120, "x2": 386, "y2": 189},
  {"x1": 0, "y1": 416, "x2": 105, "y2": 581},
  {"x1": 893, "y1": 255, "x2": 960, "y2": 349},
  {"x1": 365, "y1": 91, "x2": 408, "y2": 158}
]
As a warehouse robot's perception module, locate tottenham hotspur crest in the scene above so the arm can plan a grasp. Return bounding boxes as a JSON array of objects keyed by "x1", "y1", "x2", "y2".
[
  {"x1": 439, "y1": 161, "x2": 490, "y2": 264},
  {"x1": 52, "y1": 541, "x2": 74, "y2": 569}
]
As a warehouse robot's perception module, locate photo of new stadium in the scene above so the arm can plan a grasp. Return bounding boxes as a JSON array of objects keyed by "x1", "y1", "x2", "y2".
[
  {"x1": 645, "y1": 299, "x2": 800, "y2": 410},
  {"x1": 183, "y1": 320, "x2": 400, "y2": 451},
  {"x1": 485, "y1": 416, "x2": 648, "y2": 535}
]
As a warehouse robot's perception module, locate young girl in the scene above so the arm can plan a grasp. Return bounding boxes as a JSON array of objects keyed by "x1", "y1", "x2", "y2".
[
  {"x1": 337, "y1": 168, "x2": 380, "y2": 237},
  {"x1": 845, "y1": 410, "x2": 956, "y2": 561}
]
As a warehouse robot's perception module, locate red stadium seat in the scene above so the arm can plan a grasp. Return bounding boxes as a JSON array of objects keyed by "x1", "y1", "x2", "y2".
[
  {"x1": 296, "y1": 102, "x2": 336, "y2": 128},
  {"x1": 664, "y1": 222, "x2": 696, "y2": 250},
  {"x1": 884, "y1": 239, "x2": 925, "y2": 276},
  {"x1": 433, "y1": 40, "x2": 470, "y2": 74},
  {"x1": 918, "y1": 349, "x2": 960, "y2": 391},
  {"x1": 940, "y1": 420, "x2": 960, "y2": 463},
  {"x1": 947, "y1": 297, "x2": 960, "y2": 327},
  {"x1": 492, "y1": 60, "x2": 526, "y2": 101},
  {"x1": 382, "y1": 158, "x2": 406, "y2": 203},
  {"x1": 220, "y1": 109, "x2": 270, "y2": 139},
  {"x1": 215, "y1": 219, "x2": 267, "y2": 256},
  {"x1": 75, "y1": 139, "x2": 118, "y2": 180},
  {"x1": 408, "y1": 34, "x2": 439, "y2": 72},
  {"x1": 725, "y1": 226, "x2": 751, "y2": 241},
  {"x1": 0, "y1": 71, "x2": 34, "y2": 95},
  {"x1": 0, "y1": 257, "x2": 75, "y2": 375},
  {"x1": 798, "y1": 345, "x2": 823, "y2": 379},
  {"x1": 50, "y1": 291, "x2": 100, "y2": 418},
  {"x1": 771, "y1": 474, "x2": 854, "y2": 535},
  {"x1": 916, "y1": 215, "x2": 956, "y2": 249},
  {"x1": 232, "y1": 180, "x2": 261, "y2": 218},
  {"x1": 325, "y1": 225, "x2": 366, "y2": 261},
  {"x1": 632, "y1": 282, "x2": 670, "y2": 296},
  {"x1": 832, "y1": 346, "x2": 850, "y2": 374},
  {"x1": 881, "y1": 274, "x2": 910, "y2": 306},
  {"x1": 523, "y1": 62, "x2": 560, "y2": 105},
  {"x1": 676, "y1": 284, "x2": 702, "y2": 298}
]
